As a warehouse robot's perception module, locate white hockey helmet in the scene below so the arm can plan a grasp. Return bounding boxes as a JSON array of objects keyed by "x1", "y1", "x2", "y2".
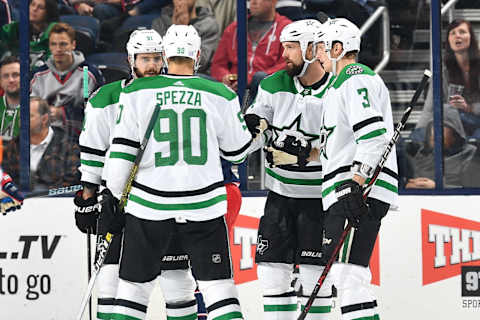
[
  {"x1": 126, "y1": 29, "x2": 163, "y2": 75},
  {"x1": 163, "y1": 24, "x2": 201, "y2": 71},
  {"x1": 318, "y1": 18, "x2": 361, "y2": 75},
  {"x1": 280, "y1": 19, "x2": 323, "y2": 76}
]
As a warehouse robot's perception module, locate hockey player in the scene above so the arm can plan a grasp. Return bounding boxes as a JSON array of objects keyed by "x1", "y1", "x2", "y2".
[
  {"x1": 313, "y1": 18, "x2": 398, "y2": 319},
  {"x1": 244, "y1": 19, "x2": 335, "y2": 319},
  {"x1": 0, "y1": 168, "x2": 23, "y2": 215},
  {"x1": 73, "y1": 29, "x2": 196, "y2": 320},
  {"x1": 102, "y1": 24, "x2": 251, "y2": 320}
]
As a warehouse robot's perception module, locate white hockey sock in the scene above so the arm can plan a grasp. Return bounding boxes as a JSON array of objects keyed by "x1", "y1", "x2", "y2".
[
  {"x1": 299, "y1": 264, "x2": 333, "y2": 319},
  {"x1": 258, "y1": 262, "x2": 297, "y2": 320},
  {"x1": 340, "y1": 287, "x2": 377, "y2": 320},
  {"x1": 112, "y1": 278, "x2": 154, "y2": 320},
  {"x1": 165, "y1": 299, "x2": 197, "y2": 320},
  {"x1": 197, "y1": 279, "x2": 243, "y2": 320},
  {"x1": 299, "y1": 295, "x2": 332, "y2": 319},
  {"x1": 263, "y1": 291, "x2": 298, "y2": 320},
  {"x1": 158, "y1": 269, "x2": 197, "y2": 320},
  {"x1": 96, "y1": 264, "x2": 120, "y2": 320}
]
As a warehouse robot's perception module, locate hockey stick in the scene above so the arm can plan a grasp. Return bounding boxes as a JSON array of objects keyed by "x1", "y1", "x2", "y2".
[
  {"x1": 83, "y1": 66, "x2": 93, "y2": 320},
  {"x1": 23, "y1": 184, "x2": 83, "y2": 199},
  {"x1": 76, "y1": 104, "x2": 162, "y2": 320},
  {"x1": 297, "y1": 69, "x2": 432, "y2": 320}
]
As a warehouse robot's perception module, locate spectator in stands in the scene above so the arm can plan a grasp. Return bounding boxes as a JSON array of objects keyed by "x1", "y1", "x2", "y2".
[
  {"x1": 69, "y1": 0, "x2": 166, "y2": 21},
  {"x1": 0, "y1": 56, "x2": 20, "y2": 141},
  {"x1": 1, "y1": 97, "x2": 81, "y2": 191},
  {"x1": 196, "y1": 0, "x2": 236, "y2": 34},
  {"x1": 415, "y1": 19, "x2": 480, "y2": 141},
  {"x1": 406, "y1": 106, "x2": 480, "y2": 189},
  {"x1": 152, "y1": 0, "x2": 219, "y2": 74},
  {"x1": 211, "y1": 0, "x2": 291, "y2": 93},
  {"x1": 0, "y1": 0, "x2": 58, "y2": 68},
  {"x1": 30, "y1": 22, "x2": 104, "y2": 137}
]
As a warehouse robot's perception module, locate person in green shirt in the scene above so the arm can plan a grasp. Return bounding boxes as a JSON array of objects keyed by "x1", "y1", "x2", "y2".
[
  {"x1": 0, "y1": 56, "x2": 20, "y2": 140},
  {"x1": 0, "y1": 0, "x2": 58, "y2": 69}
]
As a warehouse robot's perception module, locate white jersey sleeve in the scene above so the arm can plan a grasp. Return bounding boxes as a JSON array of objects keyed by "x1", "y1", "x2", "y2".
[
  {"x1": 344, "y1": 75, "x2": 388, "y2": 169},
  {"x1": 217, "y1": 91, "x2": 253, "y2": 164},
  {"x1": 79, "y1": 80, "x2": 124, "y2": 186},
  {"x1": 106, "y1": 90, "x2": 141, "y2": 198}
]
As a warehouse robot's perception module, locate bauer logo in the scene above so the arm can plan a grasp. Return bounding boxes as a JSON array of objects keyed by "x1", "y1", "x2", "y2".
[
  {"x1": 421, "y1": 209, "x2": 480, "y2": 285},
  {"x1": 47, "y1": 185, "x2": 82, "y2": 196}
]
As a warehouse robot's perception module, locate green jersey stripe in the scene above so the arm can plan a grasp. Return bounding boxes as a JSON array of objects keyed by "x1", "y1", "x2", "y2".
[
  {"x1": 366, "y1": 178, "x2": 398, "y2": 193},
  {"x1": 322, "y1": 178, "x2": 397, "y2": 197},
  {"x1": 212, "y1": 311, "x2": 244, "y2": 320},
  {"x1": 110, "y1": 313, "x2": 143, "y2": 320},
  {"x1": 166, "y1": 313, "x2": 198, "y2": 320},
  {"x1": 110, "y1": 151, "x2": 136, "y2": 162},
  {"x1": 80, "y1": 159, "x2": 104, "y2": 167},
  {"x1": 264, "y1": 304, "x2": 298, "y2": 312},
  {"x1": 356, "y1": 128, "x2": 386, "y2": 142},
  {"x1": 97, "y1": 312, "x2": 111, "y2": 319},
  {"x1": 123, "y1": 76, "x2": 236, "y2": 101},
  {"x1": 321, "y1": 179, "x2": 350, "y2": 197},
  {"x1": 129, "y1": 194, "x2": 227, "y2": 210},
  {"x1": 266, "y1": 168, "x2": 323, "y2": 186},
  {"x1": 300, "y1": 305, "x2": 332, "y2": 313}
]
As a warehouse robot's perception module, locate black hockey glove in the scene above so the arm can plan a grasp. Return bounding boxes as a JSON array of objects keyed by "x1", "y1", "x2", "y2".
[
  {"x1": 335, "y1": 180, "x2": 369, "y2": 228},
  {"x1": 74, "y1": 189, "x2": 100, "y2": 234},
  {"x1": 265, "y1": 132, "x2": 311, "y2": 167},
  {"x1": 98, "y1": 188, "x2": 125, "y2": 236},
  {"x1": 244, "y1": 113, "x2": 268, "y2": 139}
]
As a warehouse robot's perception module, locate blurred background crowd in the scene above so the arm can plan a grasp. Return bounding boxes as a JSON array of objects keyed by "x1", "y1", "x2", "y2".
[{"x1": 2, "y1": 0, "x2": 480, "y2": 192}]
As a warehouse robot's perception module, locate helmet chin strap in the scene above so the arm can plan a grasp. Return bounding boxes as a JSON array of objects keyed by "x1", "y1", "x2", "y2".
[{"x1": 327, "y1": 49, "x2": 346, "y2": 76}]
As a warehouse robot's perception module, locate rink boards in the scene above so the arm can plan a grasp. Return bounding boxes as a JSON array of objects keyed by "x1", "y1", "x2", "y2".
[{"x1": 0, "y1": 195, "x2": 479, "y2": 319}]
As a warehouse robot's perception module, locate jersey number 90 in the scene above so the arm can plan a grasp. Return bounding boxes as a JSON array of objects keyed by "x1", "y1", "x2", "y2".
[{"x1": 154, "y1": 108, "x2": 207, "y2": 166}]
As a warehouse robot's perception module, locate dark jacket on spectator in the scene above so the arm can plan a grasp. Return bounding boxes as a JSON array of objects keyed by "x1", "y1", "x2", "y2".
[
  {"x1": 211, "y1": 12, "x2": 291, "y2": 84},
  {"x1": 1, "y1": 127, "x2": 81, "y2": 190},
  {"x1": 152, "y1": 5, "x2": 219, "y2": 74},
  {"x1": 410, "y1": 107, "x2": 478, "y2": 188}
]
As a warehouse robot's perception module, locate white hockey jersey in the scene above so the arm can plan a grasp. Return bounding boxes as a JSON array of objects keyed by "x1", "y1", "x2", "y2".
[
  {"x1": 319, "y1": 63, "x2": 399, "y2": 210},
  {"x1": 106, "y1": 75, "x2": 252, "y2": 221},
  {"x1": 247, "y1": 69, "x2": 334, "y2": 198},
  {"x1": 79, "y1": 79, "x2": 128, "y2": 186}
]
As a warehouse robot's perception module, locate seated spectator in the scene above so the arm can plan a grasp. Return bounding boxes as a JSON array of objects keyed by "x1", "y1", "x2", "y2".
[
  {"x1": 195, "y1": 0, "x2": 236, "y2": 34},
  {"x1": 415, "y1": 19, "x2": 480, "y2": 142},
  {"x1": 152, "y1": 0, "x2": 219, "y2": 74},
  {"x1": 30, "y1": 22, "x2": 104, "y2": 138},
  {"x1": 406, "y1": 106, "x2": 480, "y2": 189},
  {"x1": 0, "y1": 0, "x2": 59, "y2": 69},
  {"x1": 0, "y1": 56, "x2": 20, "y2": 141},
  {"x1": 211, "y1": 0, "x2": 291, "y2": 95},
  {"x1": 1, "y1": 97, "x2": 81, "y2": 191}
]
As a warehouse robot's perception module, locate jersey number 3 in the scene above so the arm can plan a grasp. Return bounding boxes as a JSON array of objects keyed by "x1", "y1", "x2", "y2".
[
  {"x1": 154, "y1": 108, "x2": 207, "y2": 166},
  {"x1": 357, "y1": 88, "x2": 371, "y2": 108}
]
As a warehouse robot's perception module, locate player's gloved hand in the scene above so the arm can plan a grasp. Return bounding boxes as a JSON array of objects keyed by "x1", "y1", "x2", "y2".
[
  {"x1": 335, "y1": 180, "x2": 368, "y2": 228},
  {"x1": 265, "y1": 132, "x2": 311, "y2": 168},
  {"x1": 244, "y1": 113, "x2": 268, "y2": 140},
  {"x1": 74, "y1": 189, "x2": 100, "y2": 234},
  {"x1": 0, "y1": 173, "x2": 24, "y2": 215},
  {"x1": 98, "y1": 188, "x2": 125, "y2": 236}
]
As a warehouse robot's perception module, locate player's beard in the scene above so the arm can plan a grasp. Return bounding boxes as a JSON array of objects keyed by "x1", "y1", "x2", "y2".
[
  {"x1": 285, "y1": 61, "x2": 304, "y2": 77},
  {"x1": 135, "y1": 67, "x2": 161, "y2": 78}
]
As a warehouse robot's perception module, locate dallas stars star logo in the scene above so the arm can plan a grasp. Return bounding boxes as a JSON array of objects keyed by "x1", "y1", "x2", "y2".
[
  {"x1": 270, "y1": 114, "x2": 319, "y2": 144},
  {"x1": 318, "y1": 122, "x2": 335, "y2": 160}
]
